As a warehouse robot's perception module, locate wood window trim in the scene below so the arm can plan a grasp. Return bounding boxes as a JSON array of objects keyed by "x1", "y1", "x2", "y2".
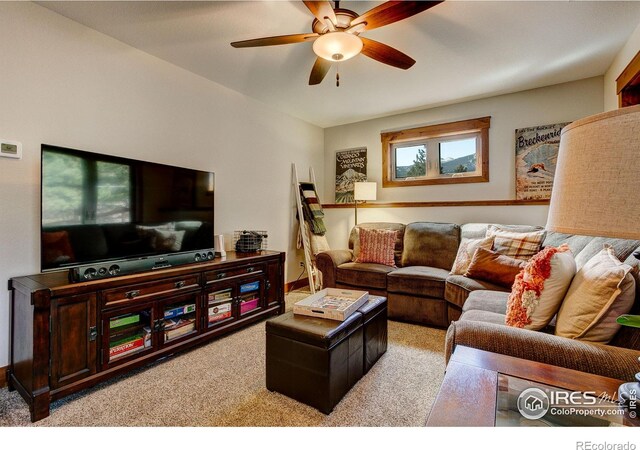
[
  {"x1": 381, "y1": 116, "x2": 490, "y2": 188},
  {"x1": 616, "y1": 50, "x2": 640, "y2": 108}
]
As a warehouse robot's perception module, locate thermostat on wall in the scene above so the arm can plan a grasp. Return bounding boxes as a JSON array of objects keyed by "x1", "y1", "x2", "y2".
[{"x1": 0, "y1": 140, "x2": 22, "y2": 159}]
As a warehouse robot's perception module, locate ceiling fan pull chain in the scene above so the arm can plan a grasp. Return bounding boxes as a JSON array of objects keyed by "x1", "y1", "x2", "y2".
[{"x1": 336, "y1": 63, "x2": 340, "y2": 87}]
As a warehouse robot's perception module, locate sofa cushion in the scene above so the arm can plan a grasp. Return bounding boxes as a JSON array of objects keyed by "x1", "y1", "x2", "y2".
[
  {"x1": 486, "y1": 225, "x2": 546, "y2": 260},
  {"x1": 459, "y1": 309, "x2": 506, "y2": 326},
  {"x1": 387, "y1": 266, "x2": 450, "y2": 298},
  {"x1": 464, "y1": 247, "x2": 526, "y2": 287},
  {"x1": 505, "y1": 245, "x2": 576, "y2": 330},
  {"x1": 451, "y1": 236, "x2": 494, "y2": 275},
  {"x1": 445, "y1": 274, "x2": 510, "y2": 309},
  {"x1": 350, "y1": 223, "x2": 405, "y2": 267},
  {"x1": 336, "y1": 262, "x2": 395, "y2": 290},
  {"x1": 556, "y1": 246, "x2": 636, "y2": 344},
  {"x1": 462, "y1": 290, "x2": 509, "y2": 315},
  {"x1": 355, "y1": 228, "x2": 398, "y2": 267},
  {"x1": 401, "y1": 222, "x2": 460, "y2": 270},
  {"x1": 461, "y1": 223, "x2": 544, "y2": 240}
]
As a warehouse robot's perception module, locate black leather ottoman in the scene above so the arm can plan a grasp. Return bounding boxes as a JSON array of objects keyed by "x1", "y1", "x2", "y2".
[
  {"x1": 358, "y1": 296, "x2": 388, "y2": 373},
  {"x1": 266, "y1": 310, "x2": 364, "y2": 414}
]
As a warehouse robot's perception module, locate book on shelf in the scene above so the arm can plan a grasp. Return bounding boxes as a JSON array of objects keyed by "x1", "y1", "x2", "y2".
[
  {"x1": 109, "y1": 334, "x2": 145, "y2": 359},
  {"x1": 110, "y1": 313, "x2": 140, "y2": 329},
  {"x1": 240, "y1": 297, "x2": 259, "y2": 314},
  {"x1": 163, "y1": 303, "x2": 196, "y2": 320},
  {"x1": 239, "y1": 281, "x2": 260, "y2": 294},
  {"x1": 239, "y1": 292, "x2": 259, "y2": 302},
  {"x1": 208, "y1": 290, "x2": 232, "y2": 302},
  {"x1": 208, "y1": 303, "x2": 232, "y2": 323},
  {"x1": 164, "y1": 317, "x2": 196, "y2": 340},
  {"x1": 109, "y1": 322, "x2": 145, "y2": 343}
]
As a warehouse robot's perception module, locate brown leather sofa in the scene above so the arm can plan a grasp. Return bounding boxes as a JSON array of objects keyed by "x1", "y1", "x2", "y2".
[
  {"x1": 317, "y1": 221, "x2": 640, "y2": 379},
  {"x1": 316, "y1": 221, "x2": 541, "y2": 328}
]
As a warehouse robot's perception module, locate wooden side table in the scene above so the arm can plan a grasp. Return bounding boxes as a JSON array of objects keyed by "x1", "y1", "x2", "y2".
[{"x1": 427, "y1": 346, "x2": 639, "y2": 427}]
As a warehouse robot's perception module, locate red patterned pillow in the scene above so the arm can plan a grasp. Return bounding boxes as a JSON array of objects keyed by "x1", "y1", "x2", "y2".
[{"x1": 356, "y1": 228, "x2": 398, "y2": 267}]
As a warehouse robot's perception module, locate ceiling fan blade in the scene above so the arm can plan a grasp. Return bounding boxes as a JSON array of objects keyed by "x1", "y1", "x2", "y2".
[
  {"x1": 231, "y1": 33, "x2": 319, "y2": 48},
  {"x1": 351, "y1": 1, "x2": 443, "y2": 31},
  {"x1": 309, "y1": 57, "x2": 332, "y2": 85},
  {"x1": 360, "y1": 37, "x2": 415, "y2": 70},
  {"x1": 303, "y1": 1, "x2": 337, "y2": 26}
]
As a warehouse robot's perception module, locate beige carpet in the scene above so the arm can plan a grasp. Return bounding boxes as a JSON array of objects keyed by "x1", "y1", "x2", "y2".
[{"x1": 0, "y1": 291, "x2": 446, "y2": 427}]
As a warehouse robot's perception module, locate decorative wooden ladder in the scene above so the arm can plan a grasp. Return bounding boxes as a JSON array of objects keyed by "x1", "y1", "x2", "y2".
[{"x1": 292, "y1": 163, "x2": 324, "y2": 294}]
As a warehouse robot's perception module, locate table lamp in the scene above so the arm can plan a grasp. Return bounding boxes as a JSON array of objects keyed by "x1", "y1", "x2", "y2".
[
  {"x1": 546, "y1": 104, "x2": 640, "y2": 407},
  {"x1": 353, "y1": 181, "x2": 377, "y2": 225}
]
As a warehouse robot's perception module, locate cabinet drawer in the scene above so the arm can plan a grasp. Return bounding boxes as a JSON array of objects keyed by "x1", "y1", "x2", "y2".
[
  {"x1": 204, "y1": 263, "x2": 265, "y2": 284},
  {"x1": 102, "y1": 275, "x2": 200, "y2": 307}
]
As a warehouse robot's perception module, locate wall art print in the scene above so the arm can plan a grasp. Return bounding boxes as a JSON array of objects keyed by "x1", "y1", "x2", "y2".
[
  {"x1": 515, "y1": 122, "x2": 569, "y2": 200},
  {"x1": 335, "y1": 147, "x2": 367, "y2": 203}
]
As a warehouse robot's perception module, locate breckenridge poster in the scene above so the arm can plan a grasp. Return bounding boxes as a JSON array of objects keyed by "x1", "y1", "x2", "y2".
[
  {"x1": 335, "y1": 148, "x2": 367, "y2": 203},
  {"x1": 515, "y1": 122, "x2": 569, "y2": 200}
]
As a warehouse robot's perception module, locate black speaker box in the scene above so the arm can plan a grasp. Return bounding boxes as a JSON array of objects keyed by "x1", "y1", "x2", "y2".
[{"x1": 68, "y1": 249, "x2": 215, "y2": 282}]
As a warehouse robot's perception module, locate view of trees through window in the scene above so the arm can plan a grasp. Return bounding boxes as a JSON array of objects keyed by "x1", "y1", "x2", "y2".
[
  {"x1": 394, "y1": 137, "x2": 477, "y2": 179},
  {"x1": 42, "y1": 151, "x2": 132, "y2": 226},
  {"x1": 439, "y1": 138, "x2": 477, "y2": 174}
]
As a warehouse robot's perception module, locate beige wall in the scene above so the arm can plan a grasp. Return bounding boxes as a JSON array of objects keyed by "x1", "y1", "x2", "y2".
[
  {"x1": 323, "y1": 77, "x2": 604, "y2": 248},
  {"x1": 604, "y1": 21, "x2": 640, "y2": 111},
  {"x1": 0, "y1": 3, "x2": 324, "y2": 367}
]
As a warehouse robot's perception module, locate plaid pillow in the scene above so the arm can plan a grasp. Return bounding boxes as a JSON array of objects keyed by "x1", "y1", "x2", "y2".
[
  {"x1": 356, "y1": 228, "x2": 398, "y2": 267},
  {"x1": 486, "y1": 225, "x2": 545, "y2": 261}
]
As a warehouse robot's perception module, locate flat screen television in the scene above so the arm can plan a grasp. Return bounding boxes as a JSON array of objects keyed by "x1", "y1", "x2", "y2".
[{"x1": 41, "y1": 144, "x2": 214, "y2": 273}]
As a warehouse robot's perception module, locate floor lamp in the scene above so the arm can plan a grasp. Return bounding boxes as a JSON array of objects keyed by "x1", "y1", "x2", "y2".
[
  {"x1": 545, "y1": 104, "x2": 640, "y2": 406},
  {"x1": 353, "y1": 182, "x2": 377, "y2": 225}
]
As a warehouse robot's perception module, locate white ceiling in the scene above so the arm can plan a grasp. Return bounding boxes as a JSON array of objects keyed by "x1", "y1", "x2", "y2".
[{"x1": 39, "y1": 1, "x2": 640, "y2": 128}]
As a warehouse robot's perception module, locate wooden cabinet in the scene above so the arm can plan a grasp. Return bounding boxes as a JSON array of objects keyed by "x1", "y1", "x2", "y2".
[
  {"x1": 50, "y1": 293, "x2": 97, "y2": 390},
  {"x1": 9, "y1": 251, "x2": 285, "y2": 422}
]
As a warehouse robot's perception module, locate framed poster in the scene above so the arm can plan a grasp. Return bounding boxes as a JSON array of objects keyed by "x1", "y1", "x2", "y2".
[
  {"x1": 335, "y1": 148, "x2": 367, "y2": 203},
  {"x1": 515, "y1": 122, "x2": 569, "y2": 200}
]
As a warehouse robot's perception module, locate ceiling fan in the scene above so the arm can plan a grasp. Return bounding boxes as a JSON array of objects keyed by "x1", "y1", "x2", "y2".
[{"x1": 230, "y1": 1, "x2": 443, "y2": 86}]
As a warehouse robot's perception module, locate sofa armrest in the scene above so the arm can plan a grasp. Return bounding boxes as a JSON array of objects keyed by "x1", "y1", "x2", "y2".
[
  {"x1": 445, "y1": 320, "x2": 640, "y2": 381},
  {"x1": 315, "y1": 250, "x2": 353, "y2": 288}
]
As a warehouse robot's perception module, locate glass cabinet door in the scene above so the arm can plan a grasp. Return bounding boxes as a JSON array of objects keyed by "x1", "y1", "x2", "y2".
[
  {"x1": 104, "y1": 306, "x2": 153, "y2": 366},
  {"x1": 238, "y1": 278, "x2": 263, "y2": 317},
  {"x1": 160, "y1": 292, "x2": 199, "y2": 345}
]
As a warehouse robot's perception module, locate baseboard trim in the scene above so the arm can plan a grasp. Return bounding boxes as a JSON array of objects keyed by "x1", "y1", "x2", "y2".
[
  {"x1": 285, "y1": 277, "x2": 309, "y2": 293},
  {"x1": 0, "y1": 366, "x2": 8, "y2": 388}
]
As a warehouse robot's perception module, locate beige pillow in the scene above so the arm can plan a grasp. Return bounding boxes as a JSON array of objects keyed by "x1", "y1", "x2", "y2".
[
  {"x1": 555, "y1": 246, "x2": 636, "y2": 343},
  {"x1": 486, "y1": 225, "x2": 545, "y2": 260},
  {"x1": 505, "y1": 245, "x2": 576, "y2": 330},
  {"x1": 451, "y1": 236, "x2": 494, "y2": 275}
]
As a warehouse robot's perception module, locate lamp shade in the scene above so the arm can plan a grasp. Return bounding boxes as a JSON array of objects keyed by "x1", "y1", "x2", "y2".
[
  {"x1": 354, "y1": 182, "x2": 377, "y2": 201},
  {"x1": 313, "y1": 32, "x2": 363, "y2": 62},
  {"x1": 546, "y1": 104, "x2": 640, "y2": 240}
]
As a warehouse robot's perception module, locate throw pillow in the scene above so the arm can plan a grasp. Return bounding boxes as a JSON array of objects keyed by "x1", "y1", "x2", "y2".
[
  {"x1": 154, "y1": 229, "x2": 186, "y2": 252},
  {"x1": 555, "y1": 246, "x2": 636, "y2": 344},
  {"x1": 42, "y1": 230, "x2": 76, "y2": 265},
  {"x1": 355, "y1": 228, "x2": 398, "y2": 267},
  {"x1": 505, "y1": 244, "x2": 576, "y2": 330},
  {"x1": 450, "y1": 236, "x2": 494, "y2": 275},
  {"x1": 486, "y1": 225, "x2": 545, "y2": 260},
  {"x1": 136, "y1": 223, "x2": 175, "y2": 248},
  {"x1": 464, "y1": 247, "x2": 526, "y2": 287}
]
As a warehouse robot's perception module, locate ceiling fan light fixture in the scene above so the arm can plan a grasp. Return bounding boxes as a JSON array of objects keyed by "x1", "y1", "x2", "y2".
[{"x1": 312, "y1": 31, "x2": 363, "y2": 62}]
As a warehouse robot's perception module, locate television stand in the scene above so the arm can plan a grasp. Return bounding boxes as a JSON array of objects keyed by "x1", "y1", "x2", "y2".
[{"x1": 9, "y1": 250, "x2": 285, "y2": 422}]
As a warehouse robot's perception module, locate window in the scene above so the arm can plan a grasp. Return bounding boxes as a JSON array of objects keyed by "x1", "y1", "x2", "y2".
[
  {"x1": 42, "y1": 151, "x2": 132, "y2": 226},
  {"x1": 382, "y1": 117, "x2": 490, "y2": 187}
]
